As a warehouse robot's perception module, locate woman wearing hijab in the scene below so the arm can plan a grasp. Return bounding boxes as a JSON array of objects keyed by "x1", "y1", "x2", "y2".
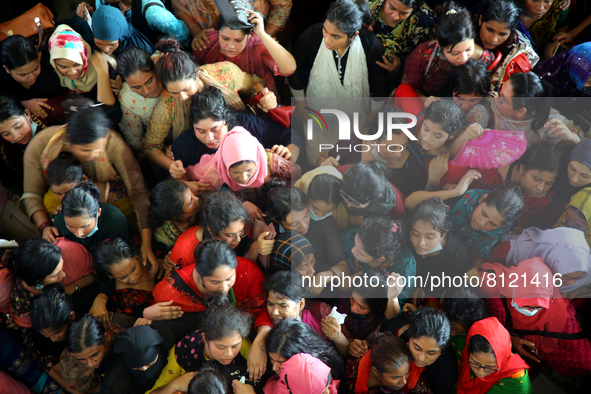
[
  {"x1": 481, "y1": 257, "x2": 591, "y2": 376},
  {"x1": 113, "y1": 325, "x2": 167, "y2": 392},
  {"x1": 269, "y1": 232, "x2": 316, "y2": 278},
  {"x1": 90, "y1": 6, "x2": 155, "y2": 57},
  {"x1": 458, "y1": 317, "x2": 532, "y2": 394},
  {"x1": 554, "y1": 140, "x2": 591, "y2": 203},
  {"x1": 48, "y1": 25, "x2": 121, "y2": 126},
  {"x1": 534, "y1": 43, "x2": 591, "y2": 97},
  {"x1": 172, "y1": 127, "x2": 291, "y2": 203},
  {"x1": 554, "y1": 187, "x2": 591, "y2": 248}
]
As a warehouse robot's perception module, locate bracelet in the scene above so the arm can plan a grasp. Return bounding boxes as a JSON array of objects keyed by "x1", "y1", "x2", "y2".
[
  {"x1": 329, "y1": 270, "x2": 338, "y2": 277},
  {"x1": 188, "y1": 23, "x2": 197, "y2": 31},
  {"x1": 38, "y1": 221, "x2": 51, "y2": 234},
  {"x1": 75, "y1": 284, "x2": 81, "y2": 292}
]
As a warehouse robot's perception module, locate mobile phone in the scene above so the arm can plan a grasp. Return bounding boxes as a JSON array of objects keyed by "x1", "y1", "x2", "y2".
[
  {"x1": 385, "y1": 55, "x2": 394, "y2": 63},
  {"x1": 521, "y1": 344, "x2": 541, "y2": 360}
]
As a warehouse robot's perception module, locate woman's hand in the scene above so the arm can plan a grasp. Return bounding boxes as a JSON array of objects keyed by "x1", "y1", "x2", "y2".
[
  {"x1": 376, "y1": 54, "x2": 401, "y2": 72},
  {"x1": 545, "y1": 119, "x2": 581, "y2": 144},
  {"x1": 110, "y1": 75, "x2": 122, "y2": 96},
  {"x1": 171, "y1": 371, "x2": 198, "y2": 392},
  {"x1": 191, "y1": 28, "x2": 213, "y2": 51},
  {"x1": 428, "y1": 152, "x2": 450, "y2": 184},
  {"x1": 258, "y1": 88, "x2": 278, "y2": 111},
  {"x1": 401, "y1": 303, "x2": 417, "y2": 315},
  {"x1": 463, "y1": 123, "x2": 484, "y2": 141},
  {"x1": 247, "y1": 341, "x2": 267, "y2": 382},
  {"x1": 22, "y1": 99, "x2": 52, "y2": 119},
  {"x1": 42, "y1": 226, "x2": 60, "y2": 243},
  {"x1": 247, "y1": 9, "x2": 266, "y2": 38},
  {"x1": 169, "y1": 160, "x2": 186, "y2": 179},
  {"x1": 321, "y1": 156, "x2": 340, "y2": 167},
  {"x1": 424, "y1": 96, "x2": 441, "y2": 108},
  {"x1": 321, "y1": 316, "x2": 343, "y2": 342},
  {"x1": 76, "y1": 2, "x2": 94, "y2": 20},
  {"x1": 454, "y1": 169, "x2": 482, "y2": 197},
  {"x1": 387, "y1": 272, "x2": 405, "y2": 299},
  {"x1": 243, "y1": 201, "x2": 265, "y2": 222},
  {"x1": 348, "y1": 339, "x2": 370, "y2": 358},
  {"x1": 143, "y1": 300, "x2": 184, "y2": 320},
  {"x1": 134, "y1": 318, "x2": 153, "y2": 326},
  {"x1": 183, "y1": 180, "x2": 214, "y2": 196},
  {"x1": 89, "y1": 294, "x2": 112, "y2": 330},
  {"x1": 91, "y1": 51, "x2": 109, "y2": 77},
  {"x1": 511, "y1": 336, "x2": 541, "y2": 363},
  {"x1": 269, "y1": 145, "x2": 291, "y2": 160},
  {"x1": 232, "y1": 380, "x2": 256, "y2": 394},
  {"x1": 251, "y1": 232, "x2": 275, "y2": 256},
  {"x1": 559, "y1": 0, "x2": 571, "y2": 10}
]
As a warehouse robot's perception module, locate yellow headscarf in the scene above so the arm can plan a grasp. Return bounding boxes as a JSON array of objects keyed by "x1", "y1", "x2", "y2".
[{"x1": 554, "y1": 187, "x2": 591, "y2": 246}]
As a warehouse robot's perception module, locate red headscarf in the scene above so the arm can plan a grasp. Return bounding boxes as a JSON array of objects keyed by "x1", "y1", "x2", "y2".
[
  {"x1": 480, "y1": 257, "x2": 569, "y2": 353},
  {"x1": 458, "y1": 317, "x2": 529, "y2": 394}
]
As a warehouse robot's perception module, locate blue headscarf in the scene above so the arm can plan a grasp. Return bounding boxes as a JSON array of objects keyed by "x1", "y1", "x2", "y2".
[
  {"x1": 533, "y1": 43, "x2": 591, "y2": 97},
  {"x1": 92, "y1": 6, "x2": 154, "y2": 55}
]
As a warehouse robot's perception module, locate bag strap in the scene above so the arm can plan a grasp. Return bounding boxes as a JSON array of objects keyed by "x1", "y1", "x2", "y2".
[
  {"x1": 424, "y1": 44, "x2": 438, "y2": 77},
  {"x1": 34, "y1": 17, "x2": 43, "y2": 51}
]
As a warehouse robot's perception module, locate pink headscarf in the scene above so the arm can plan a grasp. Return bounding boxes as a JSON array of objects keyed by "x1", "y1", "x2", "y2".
[
  {"x1": 217, "y1": 126, "x2": 268, "y2": 192},
  {"x1": 263, "y1": 353, "x2": 339, "y2": 394}
]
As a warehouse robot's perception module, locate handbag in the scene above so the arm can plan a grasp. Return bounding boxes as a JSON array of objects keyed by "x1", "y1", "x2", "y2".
[
  {"x1": 0, "y1": 3, "x2": 56, "y2": 48},
  {"x1": 0, "y1": 194, "x2": 41, "y2": 243},
  {"x1": 244, "y1": 92, "x2": 294, "y2": 128}
]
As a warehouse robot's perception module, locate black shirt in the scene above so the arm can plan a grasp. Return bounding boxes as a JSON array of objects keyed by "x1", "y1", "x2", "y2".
[{"x1": 0, "y1": 59, "x2": 69, "y2": 101}]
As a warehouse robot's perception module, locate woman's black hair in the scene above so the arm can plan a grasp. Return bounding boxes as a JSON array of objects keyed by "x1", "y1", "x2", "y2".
[
  {"x1": 506, "y1": 72, "x2": 551, "y2": 131},
  {"x1": 188, "y1": 370, "x2": 230, "y2": 394},
  {"x1": 0, "y1": 95, "x2": 26, "y2": 123},
  {"x1": 64, "y1": 97, "x2": 110, "y2": 145},
  {"x1": 308, "y1": 174, "x2": 342, "y2": 207},
  {"x1": 358, "y1": 215, "x2": 403, "y2": 262},
  {"x1": 92, "y1": 238, "x2": 137, "y2": 280},
  {"x1": 6, "y1": 238, "x2": 61, "y2": 286},
  {"x1": 201, "y1": 294, "x2": 252, "y2": 341},
  {"x1": 154, "y1": 39, "x2": 198, "y2": 87},
  {"x1": 203, "y1": 191, "x2": 249, "y2": 236},
  {"x1": 372, "y1": 106, "x2": 407, "y2": 143},
  {"x1": 326, "y1": 0, "x2": 372, "y2": 38},
  {"x1": 194, "y1": 240, "x2": 238, "y2": 278},
  {"x1": 218, "y1": 13, "x2": 253, "y2": 35},
  {"x1": 517, "y1": 141, "x2": 566, "y2": 175},
  {"x1": 468, "y1": 334, "x2": 495, "y2": 355},
  {"x1": 409, "y1": 197, "x2": 451, "y2": 236},
  {"x1": 442, "y1": 287, "x2": 488, "y2": 331},
  {"x1": 352, "y1": 268, "x2": 389, "y2": 317},
  {"x1": 62, "y1": 182, "x2": 101, "y2": 219},
  {"x1": 406, "y1": 308, "x2": 451, "y2": 349},
  {"x1": 189, "y1": 86, "x2": 236, "y2": 127},
  {"x1": 266, "y1": 319, "x2": 345, "y2": 380},
  {"x1": 398, "y1": 0, "x2": 425, "y2": 13},
  {"x1": 480, "y1": 0, "x2": 520, "y2": 31},
  {"x1": 341, "y1": 162, "x2": 390, "y2": 206},
  {"x1": 67, "y1": 314, "x2": 106, "y2": 353},
  {"x1": 370, "y1": 332, "x2": 412, "y2": 375},
  {"x1": 483, "y1": 182, "x2": 525, "y2": 224},
  {"x1": 149, "y1": 180, "x2": 189, "y2": 227},
  {"x1": 116, "y1": 46, "x2": 155, "y2": 80},
  {"x1": 438, "y1": 1, "x2": 475, "y2": 49},
  {"x1": 267, "y1": 187, "x2": 308, "y2": 225},
  {"x1": 265, "y1": 271, "x2": 307, "y2": 303},
  {"x1": 424, "y1": 99, "x2": 463, "y2": 138},
  {"x1": 46, "y1": 152, "x2": 85, "y2": 187},
  {"x1": 30, "y1": 284, "x2": 73, "y2": 332},
  {"x1": 443, "y1": 60, "x2": 491, "y2": 97},
  {"x1": 0, "y1": 34, "x2": 38, "y2": 70}
]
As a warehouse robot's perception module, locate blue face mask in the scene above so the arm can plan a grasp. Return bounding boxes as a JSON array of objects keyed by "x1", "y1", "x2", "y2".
[
  {"x1": 308, "y1": 204, "x2": 332, "y2": 221},
  {"x1": 77, "y1": 213, "x2": 100, "y2": 239},
  {"x1": 511, "y1": 300, "x2": 540, "y2": 317},
  {"x1": 428, "y1": 239, "x2": 444, "y2": 254}
]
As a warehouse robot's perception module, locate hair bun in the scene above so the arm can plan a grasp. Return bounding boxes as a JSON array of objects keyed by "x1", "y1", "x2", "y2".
[{"x1": 156, "y1": 38, "x2": 181, "y2": 53}]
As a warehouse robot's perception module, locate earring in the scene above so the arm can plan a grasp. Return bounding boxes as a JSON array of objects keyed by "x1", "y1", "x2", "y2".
[{"x1": 35, "y1": 283, "x2": 44, "y2": 290}]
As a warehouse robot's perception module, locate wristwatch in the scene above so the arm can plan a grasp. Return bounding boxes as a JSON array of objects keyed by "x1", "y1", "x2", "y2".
[{"x1": 75, "y1": 284, "x2": 81, "y2": 292}]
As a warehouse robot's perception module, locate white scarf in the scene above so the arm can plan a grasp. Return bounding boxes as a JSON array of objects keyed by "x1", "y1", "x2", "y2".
[{"x1": 307, "y1": 36, "x2": 370, "y2": 97}]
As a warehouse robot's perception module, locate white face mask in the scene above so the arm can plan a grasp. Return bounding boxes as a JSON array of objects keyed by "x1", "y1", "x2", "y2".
[
  {"x1": 77, "y1": 213, "x2": 100, "y2": 239},
  {"x1": 427, "y1": 239, "x2": 444, "y2": 254},
  {"x1": 511, "y1": 300, "x2": 540, "y2": 317}
]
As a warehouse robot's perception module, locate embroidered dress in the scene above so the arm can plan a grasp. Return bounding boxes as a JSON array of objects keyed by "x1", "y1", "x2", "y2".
[{"x1": 118, "y1": 82, "x2": 159, "y2": 151}]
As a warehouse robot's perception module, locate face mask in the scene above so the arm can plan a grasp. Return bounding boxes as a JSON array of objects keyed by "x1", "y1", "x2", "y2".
[
  {"x1": 428, "y1": 239, "x2": 444, "y2": 254},
  {"x1": 581, "y1": 86, "x2": 591, "y2": 96},
  {"x1": 29, "y1": 117, "x2": 38, "y2": 137},
  {"x1": 78, "y1": 214, "x2": 99, "y2": 239},
  {"x1": 511, "y1": 300, "x2": 540, "y2": 317},
  {"x1": 348, "y1": 311, "x2": 374, "y2": 320},
  {"x1": 371, "y1": 146, "x2": 388, "y2": 164},
  {"x1": 309, "y1": 204, "x2": 332, "y2": 221}
]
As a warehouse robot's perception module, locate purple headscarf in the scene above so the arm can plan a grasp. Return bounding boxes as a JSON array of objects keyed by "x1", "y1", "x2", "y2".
[{"x1": 533, "y1": 43, "x2": 591, "y2": 97}]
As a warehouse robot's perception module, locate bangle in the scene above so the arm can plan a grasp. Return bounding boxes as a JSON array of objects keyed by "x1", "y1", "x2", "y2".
[
  {"x1": 329, "y1": 270, "x2": 338, "y2": 277},
  {"x1": 38, "y1": 221, "x2": 51, "y2": 234},
  {"x1": 188, "y1": 23, "x2": 197, "y2": 31}
]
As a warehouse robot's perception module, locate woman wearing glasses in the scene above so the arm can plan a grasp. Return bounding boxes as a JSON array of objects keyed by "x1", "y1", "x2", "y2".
[
  {"x1": 169, "y1": 191, "x2": 274, "y2": 268},
  {"x1": 458, "y1": 317, "x2": 532, "y2": 394}
]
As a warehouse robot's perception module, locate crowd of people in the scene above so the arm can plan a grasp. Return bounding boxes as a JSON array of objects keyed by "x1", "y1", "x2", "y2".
[{"x1": 1, "y1": 0, "x2": 591, "y2": 393}]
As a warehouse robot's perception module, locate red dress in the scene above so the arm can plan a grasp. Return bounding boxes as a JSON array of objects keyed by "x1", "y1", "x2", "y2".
[{"x1": 152, "y1": 257, "x2": 272, "y2": 329}]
